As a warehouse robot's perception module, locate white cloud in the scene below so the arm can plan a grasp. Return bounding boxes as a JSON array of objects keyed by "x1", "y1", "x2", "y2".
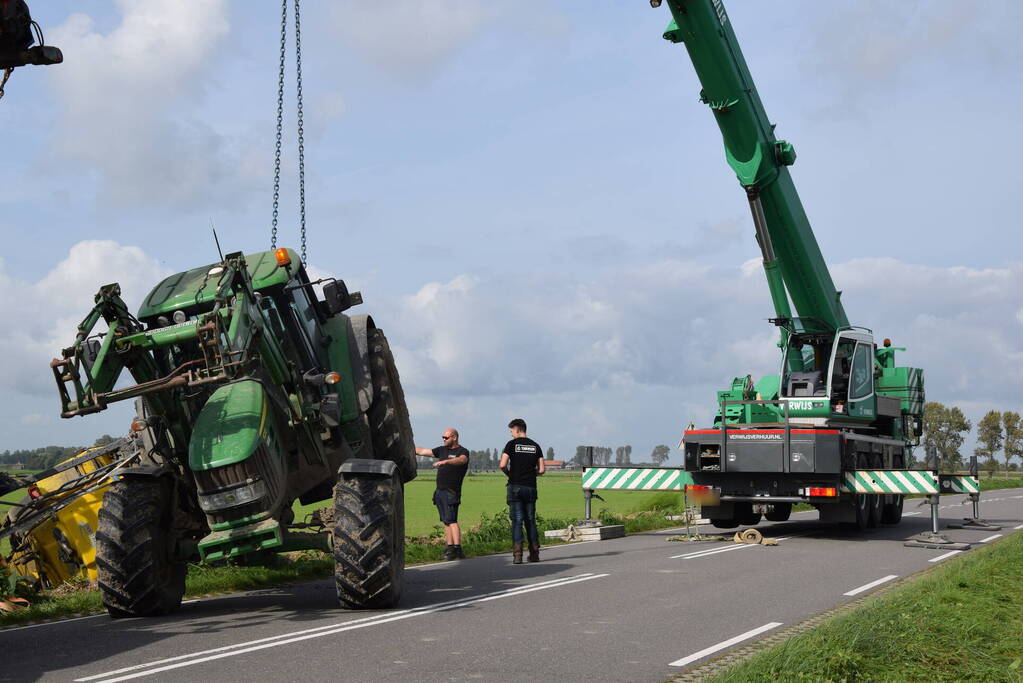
[
  {"x1": 0, "y1": 240, "x2": 171, "y2": 398},
  {"x1": 46, "y1": 1, "x2": 242, "y2": 207},
  {"x1": 326, "y1": 0, "x2": 493, "y2": 79},
  {"x1": 384, "y1": 255, "x2": 1022, "y2": 460}
]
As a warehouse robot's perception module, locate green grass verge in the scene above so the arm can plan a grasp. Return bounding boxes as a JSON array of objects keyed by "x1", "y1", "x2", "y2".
[
  {"x1": 0, "y1": 487, "x2": 686, "y2": 628},
  {"x1": 704, "y1": 531, "x2": 1023, "y2": 682}
]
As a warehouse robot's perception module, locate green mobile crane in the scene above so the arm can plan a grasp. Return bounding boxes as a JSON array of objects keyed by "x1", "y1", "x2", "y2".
[
  {"x1": 52, "y1": 248, "x2": 415, "y2": 616},
  {"x1": 653, "y1": 0, "x2": 925, "y2": 530}
]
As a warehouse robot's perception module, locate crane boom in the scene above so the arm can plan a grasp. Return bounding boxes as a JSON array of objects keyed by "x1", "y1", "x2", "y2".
[{"x1": 661, "y1": 0, "x2": 848, "y2": 332}]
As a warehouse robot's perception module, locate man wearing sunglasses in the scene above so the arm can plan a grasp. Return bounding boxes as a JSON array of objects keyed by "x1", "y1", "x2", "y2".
[{"x1": 415, "y1": 429, "x2": 469, "y2": 560}]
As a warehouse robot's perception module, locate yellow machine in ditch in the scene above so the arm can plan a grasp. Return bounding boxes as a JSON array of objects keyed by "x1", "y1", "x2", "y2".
[{"x1": 2, "y1": 438, "x2": 137, "y2": 588}]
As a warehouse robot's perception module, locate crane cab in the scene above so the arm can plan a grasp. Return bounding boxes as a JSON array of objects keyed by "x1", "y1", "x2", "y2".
[{"x1": 779, "y1": 328, "x2": 876, "y2": 423}]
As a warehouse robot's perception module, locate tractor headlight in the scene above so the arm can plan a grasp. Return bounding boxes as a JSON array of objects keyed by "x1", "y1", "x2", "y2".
[{"x1": 198, "y1": 479, "x2": 268, "y2": 512}]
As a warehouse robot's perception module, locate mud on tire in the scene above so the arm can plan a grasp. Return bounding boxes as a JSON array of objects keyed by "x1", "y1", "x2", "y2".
[
  {"x1": 332, "y1": 471, "x2": 404, "y2": 610},
  {"x1": 367, "y1": 328, "x2": 416, "y2": 483},
  {"x1": 96, "y1": 478, "x2": 186, "y2": 618}
]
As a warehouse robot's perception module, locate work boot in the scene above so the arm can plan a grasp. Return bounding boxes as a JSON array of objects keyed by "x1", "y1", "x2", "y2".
[
  {"x1": 527, "y1": 544, "x2": 540, "y2": 563},
  {"x1": 442, "y1": 545, "x2": 456, "y2": 561},
  {"x1": 512, "y1": 543, "x2": 523, "y2": 564}
]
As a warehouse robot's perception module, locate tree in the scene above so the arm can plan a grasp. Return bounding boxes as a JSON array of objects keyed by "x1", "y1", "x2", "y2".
[
  {"x1": 983, "y1": 456, "x2": 999, "y2": 478},
  {"x1": 975, "y1": 411, "x2": 1003, "y2": 472},
  {"x1": 93, "y1": 434, "x2": 115, "y2": 447},
  {"x1": 623, "y1": 445, "x2": 632, "y2": 465},
  {"x1": 650, "y1": 444, "x2": 671, "y2": 466},
  {"x1": 922, "y1": 402, "x2": 971, "y2": 473},
  {"x1": 1003, "y1": 411, "x2": 1022, "y2": 474},
  {"x1": 546, "y1": 446, "x2": 555, "y2": 461}
]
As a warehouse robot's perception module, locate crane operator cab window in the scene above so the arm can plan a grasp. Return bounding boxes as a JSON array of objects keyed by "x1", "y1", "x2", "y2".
[
  {"x1": 828, "y1": 337, "x2": 873, "y2": 414},
  {"x1": 781, "y1": 334, "x2": 831, "y2": 398}
]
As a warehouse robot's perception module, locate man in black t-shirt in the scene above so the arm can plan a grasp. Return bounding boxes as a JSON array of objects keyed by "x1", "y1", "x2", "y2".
[
  {"x1": 415, "y1": 428, "x2": 469, "y2": 560},
  {"x1": 499, "y1": 418, "x2": 546, "y2": 564}
]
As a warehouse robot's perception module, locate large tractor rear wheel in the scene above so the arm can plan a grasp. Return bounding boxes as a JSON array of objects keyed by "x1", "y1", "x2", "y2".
[
  {"x1": 96, "y1": 478, "x2": 186, "y2": 618},
  {"x1": 367, "y1": 328, "x2": 416, "y2": 483},
  {"x1": 333, "y1": 471, "x2": 405, "y2": 609}
]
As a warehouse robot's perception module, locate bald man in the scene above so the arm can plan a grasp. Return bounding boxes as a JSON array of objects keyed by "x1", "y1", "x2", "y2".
[{"x1": 415, "y1": 428, "x2": 469, "y2": 560}]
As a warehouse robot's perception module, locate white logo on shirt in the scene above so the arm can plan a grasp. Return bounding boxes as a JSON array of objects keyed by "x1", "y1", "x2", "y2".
[{"x1": 514, "y1": 444, "x2": 537, "y2": 454}]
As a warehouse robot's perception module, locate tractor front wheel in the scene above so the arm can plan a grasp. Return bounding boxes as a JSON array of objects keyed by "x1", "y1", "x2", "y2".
[
  {"x1": 96, "y1": 478, "x2": 186, "y2": 618},
  {"x1": 333, "y1": 471, "x2": 405, "y2": 610}
]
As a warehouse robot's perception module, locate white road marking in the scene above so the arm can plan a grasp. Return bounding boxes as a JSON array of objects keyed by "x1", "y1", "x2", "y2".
[
  {"x1": 669, "y1": 532, "x2": 805, "y2": 560},
  {"x1": 1010, "y1": 495, "x2": 1023, "y2": 500},
  {"x1": 1015, "y1": 524, "x2": 1023, "y2": 530},
  {"x1": 670, "y1": 543, "x2": 758, "y2": 560},
  {"x1": 903, "y1": 511, "x2": 922, "y2": 516},
  {"x1": 978, "y1": 534, "x2": 1002, "y2": 543},
  {"x1": 843, "y1": 575, "x2": 898, "y2": 596},
  {"x1": 928, "y1": 551, "x2": 962, "y2": 563},
  {"x1": 669, "y1": 622, "x2": 783, "y2": 667},
  {"x1": 77, "y1": 573, "x2": 609, "y2": 683}
]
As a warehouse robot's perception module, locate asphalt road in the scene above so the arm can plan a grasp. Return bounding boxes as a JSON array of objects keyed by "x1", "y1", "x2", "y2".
[{"x1": 5, "y1": 490, "x2": 1022, "y2": 682}]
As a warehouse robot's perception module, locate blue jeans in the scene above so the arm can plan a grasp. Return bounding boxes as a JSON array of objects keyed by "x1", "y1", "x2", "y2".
[{"x1": 507, "y1": 484, "x2": 538, "y2": 546}]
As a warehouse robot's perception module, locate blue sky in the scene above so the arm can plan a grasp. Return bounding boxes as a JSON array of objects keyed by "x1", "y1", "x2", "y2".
[{"x1": 2, "y1": 1, "x2": 1021, "y2": 464}]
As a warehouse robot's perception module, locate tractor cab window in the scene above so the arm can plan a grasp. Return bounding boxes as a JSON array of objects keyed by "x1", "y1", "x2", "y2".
[
  {"x1": 284, "y1": 282, "x2": 324, "y2": 367},
  {"x1": 849, "y1": 343, "x2": 873, "y2": 400}
]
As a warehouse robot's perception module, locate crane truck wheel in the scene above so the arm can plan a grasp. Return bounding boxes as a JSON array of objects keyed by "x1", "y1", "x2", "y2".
[
  {"x1": 332, "y1": 470, "x2": 405, "y2": 609},
  {"x1": 367, "y1": 328, "x2": 416, "y2": 483},
  {"x1": 96, "y1": 478, "x2": 186, "y2": 618},
  {"x1": 880, "y1": 495, "x2": 904, "y2": 524},
  {"x1": 765, "y1": 503, "x2": 792, "y2": 522},
  {"x1": 866, "y1": 494, "x2": 882, "y2": 529},
  {"x1": 710, "y1": 518, "x2": 739, "y2": 529},
  {"x1": 841, "y1": 494, "x2": 871, "y2": 532}
]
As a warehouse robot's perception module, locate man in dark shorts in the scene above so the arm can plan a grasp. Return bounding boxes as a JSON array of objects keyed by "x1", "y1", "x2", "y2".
[
  {"x1": 415, "y1": 428, "x2": 469, "y2": 560},
  {"x1": 499, "y1": 418, "x2": 545, "y2": 564}
]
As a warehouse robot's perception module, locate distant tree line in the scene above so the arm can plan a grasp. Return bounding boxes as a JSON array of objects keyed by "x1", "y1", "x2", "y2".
[
  {"x1": 923, "y1": 402, "x2": 1021, "y2": 475},
  {"x1": 569, "y1": 444, "x2": 672, "y2": 467},
  {"x1": 0, "y1": 435, "x2": 116, "y2": 471}
]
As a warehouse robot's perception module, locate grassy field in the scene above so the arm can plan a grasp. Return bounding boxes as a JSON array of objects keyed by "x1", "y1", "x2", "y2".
[
  {"x1": 705, "y1": 531, "x2": 1023, "y2": 682},
  {"x1": 294, "y1": 470, "x2": 683, "y2": 537}
]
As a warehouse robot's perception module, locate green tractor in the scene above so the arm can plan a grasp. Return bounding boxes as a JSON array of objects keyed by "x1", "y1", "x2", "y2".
[{"x1": 51, "y1": 247, "x2": 415, "y2": 617}]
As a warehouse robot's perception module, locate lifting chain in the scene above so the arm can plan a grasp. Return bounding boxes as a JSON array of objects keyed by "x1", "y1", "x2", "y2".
[{"x1": 270, "y1": 0, "x2": 307, "y2": 264}]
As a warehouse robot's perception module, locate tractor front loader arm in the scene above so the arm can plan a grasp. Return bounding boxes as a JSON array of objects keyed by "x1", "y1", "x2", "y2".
[{"x1": 52, "y1": 283, "x2": 165, "y2": 418}]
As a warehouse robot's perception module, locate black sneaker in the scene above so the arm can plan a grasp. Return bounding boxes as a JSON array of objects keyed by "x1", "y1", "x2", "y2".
[
  {"x1": 442, "y1": 545, "x2": 456, "y2": 561},
  {"x1": 453, "y1": 546, "x2": 466, "y2": 559}
]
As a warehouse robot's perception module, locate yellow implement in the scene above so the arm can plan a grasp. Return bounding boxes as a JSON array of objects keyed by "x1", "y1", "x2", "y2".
[{"x1": 3, "y1": 439, "x2": 135, "y2": 587}]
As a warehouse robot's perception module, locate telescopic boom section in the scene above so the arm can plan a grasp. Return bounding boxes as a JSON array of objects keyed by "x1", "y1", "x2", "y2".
[{"x1": 661, "y1": 0, "x2": 849, "y2": 332}]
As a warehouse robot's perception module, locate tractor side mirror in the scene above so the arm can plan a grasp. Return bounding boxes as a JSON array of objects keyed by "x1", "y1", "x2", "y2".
[{"x1": 323, "y1": 280, "x2": 362, "y2": 315}]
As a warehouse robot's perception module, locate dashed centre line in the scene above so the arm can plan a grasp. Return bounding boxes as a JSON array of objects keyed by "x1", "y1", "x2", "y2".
[
  {"x1": 928, "y1": 550, "x2": 962, "y2": 563},
  {"x1": 843, "y1": 575, "x2": 898, "y2": 596},
  {"x1": 978, "y1": 534, "x2": 1002, "y2": 543},
  {"x1": 670, "y1": 622, "x2": 783, "y2": 667}
]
